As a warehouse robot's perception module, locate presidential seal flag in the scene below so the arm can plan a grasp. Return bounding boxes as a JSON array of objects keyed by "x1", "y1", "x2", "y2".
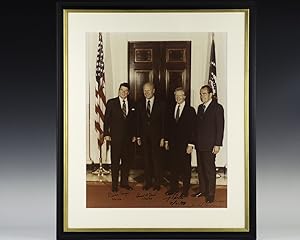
[{"x1": 208, "y1": 33, "x2": 218, "y2": 99}]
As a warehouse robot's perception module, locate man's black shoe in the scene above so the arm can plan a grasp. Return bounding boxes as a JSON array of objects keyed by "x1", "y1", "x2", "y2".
[
  {"x1": 120, "y1": 185, "x2": 133, "y2": 190},
  {"x1": 165, "y1": 189, "x2": 178, "y2": 195},
  {"x1": 206, "y1": 196, "x2": 214, "y2": 203},
  {"x1": 192, "y1": 191, "x2": 207, "y2": 198},
  {"x1": 181, "y1": 191, "x2": 188, "y2": 197},
  {"x1": 143, "y1": 185, "x2": 152, "y2": 190}
]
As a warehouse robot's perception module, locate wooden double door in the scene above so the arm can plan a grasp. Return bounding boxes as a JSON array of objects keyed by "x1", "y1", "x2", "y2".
[
  {"x1": 128, "y1": 41, "x2": 191, "y2": 105},
  {"x1": 128, "y1": 41, "x2": 191, "y2": 168}
]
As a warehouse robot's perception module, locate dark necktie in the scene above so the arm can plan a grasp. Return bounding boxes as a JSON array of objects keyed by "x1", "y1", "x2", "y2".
[
  {"x1": 202, "y1": 104, "x2": 206, "y2": 113},
  {"x1": 146, "y1": 100, "x2": 151, "y2": 118},
  {"x1": 175, "y1": 104, "x2": 180, "y2": 122},
  {"x1": 122, "y1": 100, "x2": 126, "y2": 118}
]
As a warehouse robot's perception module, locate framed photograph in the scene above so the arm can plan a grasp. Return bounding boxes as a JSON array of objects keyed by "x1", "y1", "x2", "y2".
[{"x1": 57, "y1": 1, "x2": 256, "y2": 239}]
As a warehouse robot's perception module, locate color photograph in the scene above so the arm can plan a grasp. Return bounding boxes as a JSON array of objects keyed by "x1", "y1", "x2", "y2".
[{"x1": 86, "y1": 32, "x2": 227, "y2": 208}]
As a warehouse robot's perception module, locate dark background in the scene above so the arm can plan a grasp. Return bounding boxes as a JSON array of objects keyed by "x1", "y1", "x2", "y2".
[{"x1": 0, "y1": 1, "x2": 299, "y2": 239}]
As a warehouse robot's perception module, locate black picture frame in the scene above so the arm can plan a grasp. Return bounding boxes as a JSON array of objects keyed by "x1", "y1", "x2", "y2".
[{"x1": 57, "y1": 1, "x2": 256, "y2": 239}]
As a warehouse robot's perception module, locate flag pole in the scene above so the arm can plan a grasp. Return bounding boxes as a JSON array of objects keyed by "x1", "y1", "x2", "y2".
[
  {"x1": 209, "y1": 32, "x2": 222, "y2": 178},
  {"x1": 92, "y1": 32, "x2": 110, "y2": 178}
]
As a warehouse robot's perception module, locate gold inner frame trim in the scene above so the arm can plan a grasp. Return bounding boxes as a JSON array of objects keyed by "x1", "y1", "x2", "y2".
[{"x1": 62, "y1": 8, "x2": 251, "y2": 233}]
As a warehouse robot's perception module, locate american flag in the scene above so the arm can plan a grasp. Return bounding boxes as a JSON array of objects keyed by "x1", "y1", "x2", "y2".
[
  {"x1": 208, "y1": 33, "x2": 218, "y2": 100},
  {"x1": 95, "y1": 33, "x2": 106, "y2": 150}
]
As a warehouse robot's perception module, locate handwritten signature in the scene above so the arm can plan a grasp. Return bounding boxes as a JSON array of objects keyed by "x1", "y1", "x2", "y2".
[
  {"x1": 136, "y1": 192, "x2": 157, "y2": 200},
  {"x1": 200, "y1": 200, "x2": 225, "y2": 208},
  {"x1": 163, "y1": 193, "x2": 187, "y2": 206},
  {"x1": 107, "y1": 192, "x2": 129, "y2": 200}
]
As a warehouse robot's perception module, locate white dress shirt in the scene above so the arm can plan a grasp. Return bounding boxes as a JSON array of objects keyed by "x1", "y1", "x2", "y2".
[
  {"x1": 174, "y1": 101, "x2": 185, "y2": 119},
  {"x1": 203, "y1": 98, "x2": 212, "y2": 112},
  {"x1": 165, "y1": 100, "x2": 194, "y2": 149},
  {"x1": 145, "y1": 96, "x2": 155, "y2": 113},
  {"x1": 119, "y1": 97, "x2": 128, "y2": 115}
]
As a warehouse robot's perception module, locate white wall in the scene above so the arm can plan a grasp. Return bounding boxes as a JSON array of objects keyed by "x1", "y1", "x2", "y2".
[{"x1": 87, "y1": 32, "x2": 227, "y2": 167}]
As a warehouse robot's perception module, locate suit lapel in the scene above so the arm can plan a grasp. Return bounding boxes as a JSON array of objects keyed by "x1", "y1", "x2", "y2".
[
  {"x1": 205, "y1": 100, "x2": 215, "y2": 114},
  {"x1": 127, "y1": 99, "x2": 132, "y2": 117},
  {"x1": 142, "y1": 99, "x2": 147, "y2": 117},
  {"x1": 151, "y1": 98, "x2": 157, "y2": 118},
  {"x1": 116, "y1": 97, "x2": 124, "y2": 117},
  {"x1": 200, "y1": 104, "x2": 205, "y2": 114},
  {"x1": 197, "y1": 104, "x2": 205, "y2": 120}
]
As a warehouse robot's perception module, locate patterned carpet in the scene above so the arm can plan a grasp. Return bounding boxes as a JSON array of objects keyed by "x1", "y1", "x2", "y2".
[{"x1": 86, "y1": 166, "x2": 227, "y2": 208}]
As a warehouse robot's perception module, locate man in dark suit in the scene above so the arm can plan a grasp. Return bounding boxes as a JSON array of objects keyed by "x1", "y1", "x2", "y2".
[
  {"x1": 104, "y1": 83, "x2": 136, "y2": 192},
  {"x1": 137, "y1": 82, "x2": 165, "y2": 191},
  {"x1": 193, "y1": 85, "x2": 224, "y2": 203},
  {"x1": 164, "y1": 87, "x2": 196, "y2": 197}
]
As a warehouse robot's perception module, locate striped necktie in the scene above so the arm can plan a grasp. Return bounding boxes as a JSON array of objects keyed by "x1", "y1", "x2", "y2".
[
  {"x1": 146, "y1": 100, "x2": 151, "y2": 118},
  {"x1": 122, "y1": 100, "x2": 126, "y2": 118}
]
